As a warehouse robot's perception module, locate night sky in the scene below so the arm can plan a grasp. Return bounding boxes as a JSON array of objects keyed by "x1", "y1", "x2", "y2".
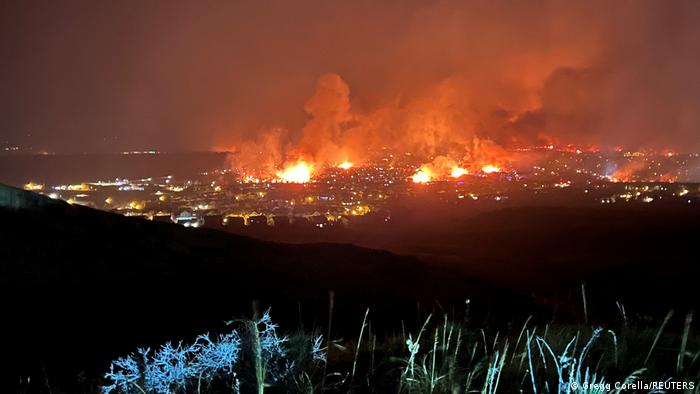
[{"x1": 2, "y1": 1, "x2": 699, "y2": 154}]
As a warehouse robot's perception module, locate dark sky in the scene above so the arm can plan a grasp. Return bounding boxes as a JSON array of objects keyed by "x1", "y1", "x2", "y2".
[{"x1": 2, "y1": 1, "x2": 699, "y2": 154}]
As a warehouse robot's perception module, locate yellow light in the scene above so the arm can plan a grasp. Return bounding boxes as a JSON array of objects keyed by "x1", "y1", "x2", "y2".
[
  {"x1": 159, "y1": 195, "x2": 167, "y2": 202},
  {"x1": 129, "y1": 200, "x2": 145, "y2": 210},
  {"x1": 67, "y1": 183, "x2": 90, "y2": 191},
  {"x1": 338, "y1": 161, "x2": 353, "y2": 170},
  {"x1": 104, "y1": 197, "x2": 114, "y2": 204},
  {"x1": 243, "y1": 175, "x2": 260, "y2": 183},
  {"x1": 278, "y1": 161, "x2": 313, "y2": 183},
  {"x1": 481, "y1": 165, "x2": 501, "y2": 174},
  {"x1": 24, "y1": 182, "x2": 44, "y2": 191},
  {"x1": 412, "y1": 168, "x2": 432, "y2": 183},
  {"x1": 450, "y1": 167, "x2": 467, "y2": 178}
]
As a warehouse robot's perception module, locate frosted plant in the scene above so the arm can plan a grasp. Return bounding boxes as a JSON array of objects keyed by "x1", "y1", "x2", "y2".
[
  {"x1": 237, "y1": 309, "x2": 293, "y2": 393},
  {"x1": 103, "y1": 334, "x2": 243, "y2": 394},
  {"x1": 536, "y1": 335, "x2": 578, "y2": 394},
  {"x1": 191, "y1": 331, "x2": 241, "y2": 381},
  {"x1": 533, "y1": 328, "x2": 609, "y2": 394},
  {"x1": 101, "y1": 311, "x2": 319, "y2": 394},
  {"x1": 482, "y1": 342, "x2": 508, "y2": 394},
  {"x1": 102, "y1": 355, "x2": 143, "y2": 394},
  {"x1": 258, "y1": 310, "x2": 288, "y2": 364},
  {"x1": 252, "y1": 309, "x2": 290, "y2": 386},
  {"x1": 404, "y1": 334, "x2": 421, "y2": 379},
  {"x1": 142, "y1": 341, "x2": 199, "y2": 394},
  {"x1": 310, "y1": 335, "x2": 326, "y2": 363}
]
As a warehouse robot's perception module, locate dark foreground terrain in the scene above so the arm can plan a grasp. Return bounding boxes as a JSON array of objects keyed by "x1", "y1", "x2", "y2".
[
  {"x1": 1, "y1": 186, "x2": 700, "y2": 392},
  {"x1": 0, "y1": 187, "x2": 489, "y2": 391},
  {"x1": 230, "y1": 199, "x2": 700, "y2": 314}
]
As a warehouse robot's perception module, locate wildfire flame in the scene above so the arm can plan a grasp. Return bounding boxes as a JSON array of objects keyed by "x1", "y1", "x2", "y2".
[
  {"x1": 337, "y1": 161, "x2": 353, "y2": 170},
  {"x1": 450, "y1": 167, "x2": 468, "y2": 178},
  {"x1": 412, "y1": 168, "x2": 432, "y2": 183},
  {"x1": 481, "y1": 164, "x2": 501, "y2": 174},
  {"x1": 278, "y1": 161, "x2": 313, "y2": 183}
]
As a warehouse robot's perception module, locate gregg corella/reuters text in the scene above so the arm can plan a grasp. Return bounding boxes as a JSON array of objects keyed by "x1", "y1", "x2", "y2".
[{"x1": 571, "y1": 381, "x2": 696, "y2": 391}]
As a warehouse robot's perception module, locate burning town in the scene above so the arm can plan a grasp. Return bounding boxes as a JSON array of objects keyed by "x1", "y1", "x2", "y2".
[{"x1": 2, "y1": 1, "x2": 700, "y2": 393}]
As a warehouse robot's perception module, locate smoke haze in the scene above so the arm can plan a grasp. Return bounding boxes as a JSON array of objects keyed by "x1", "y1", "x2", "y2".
[{"x1": 2, "y1": 1, "x2": 699, "y2": 156}]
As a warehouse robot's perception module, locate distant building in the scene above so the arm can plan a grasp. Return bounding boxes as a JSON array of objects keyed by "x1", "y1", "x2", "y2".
[
  {"x1": 172, "y1": 209, "x2": 204, "y2": 228},
  {"x1": 271, "y1": 215, "x2": 291, "y2": 227},
  {"x1": 152, "y1": 215, "x2": 172, "y2": 223},
  {"x1": 247, "y1": 215, "x2": 268, "y2": 227},
  {"x1": 223, "y1": 216, "x2": 245, "y2": 228},
  {"x1": 308, "y1": 214, "x2": 329, "y2": 228},
  {"x1": 203, "y1": 214, "x2": 224, "y2": 229},
  {"x1": 291, "y1": 216, "x2": 311, "y2": 228}
]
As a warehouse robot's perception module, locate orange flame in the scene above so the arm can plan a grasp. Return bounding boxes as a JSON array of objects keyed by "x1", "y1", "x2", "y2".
[
  {"x1": 412, "y1": 167, "x2": 433, "y2": 183},
  {"x1": 450, "y1": 166, "x2": 468, "y2": 178},
  {"x1": 481, "y1": 164, "x2": 501, "y2": 174},
  {"x1": 337, "y1": 161, "x2": 353, "y2": 170},
  {"x1": 278, "y1": 161, "x2": 313, "y2": 183}
]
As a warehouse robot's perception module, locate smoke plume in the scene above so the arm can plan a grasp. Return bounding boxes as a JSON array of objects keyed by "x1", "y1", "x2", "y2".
[{"x1": 5, "y1": 1, "x2": 698, "y2": 156}]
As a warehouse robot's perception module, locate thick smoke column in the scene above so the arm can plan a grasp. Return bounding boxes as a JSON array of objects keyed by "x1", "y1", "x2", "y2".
[
  {"x1": 226, "y1": 73, "x2": 518, "y2": 178},
  {"x1": 295, "y1": 74, "x2": 352, "y2": 164},
  {"x1": 206, "y1": 0, "x2": 700, "y2": 180}
]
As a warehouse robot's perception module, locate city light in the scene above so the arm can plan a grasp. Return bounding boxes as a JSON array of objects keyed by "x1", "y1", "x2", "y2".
[
  {"x1": 24, "y1": 182, "x2": 44, "y2": 191},
  {"x1": 14, "y1": 148, "x2": 699, "y2": 231}
]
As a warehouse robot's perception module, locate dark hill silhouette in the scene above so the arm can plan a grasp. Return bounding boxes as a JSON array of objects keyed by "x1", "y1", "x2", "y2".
[
  {"x1": 0, "y1": 184, "x2": 491, "y2": 392},
  {"x1": 2, "y1": 183, "x2": 700, "y2": 392}
]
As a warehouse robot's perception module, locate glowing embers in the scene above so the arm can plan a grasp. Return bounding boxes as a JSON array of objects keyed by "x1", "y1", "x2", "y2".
[
  {"x1": 450, "y1": 166, "x2": 468, "y2": 178},
  {"x1": 481, "y1": 164, "x2": 501, "y2": 174},
  {"x1": 278, "y1": 161, "x2": 313, "y2": 183},
  {"x1": 337, "y1": 161, "x2": 353, "y2": 170},
  {"x1": 411, "y1": 167, "x2": 433, "y2": 183},
  {"x1": 414, "y1": 165, "x2": 469, "y2": 182}
]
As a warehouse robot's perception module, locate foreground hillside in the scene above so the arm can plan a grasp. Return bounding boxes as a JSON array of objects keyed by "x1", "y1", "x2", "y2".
[
  {"x1": 2, "y1": 186, "x2": 700, "y2": 392},
  {"x1": 0, "y1": 188, "x2": 493, "y2": 391},
  {"x1": 234, "y1": 201, "x2": 700, "y2": 314}
]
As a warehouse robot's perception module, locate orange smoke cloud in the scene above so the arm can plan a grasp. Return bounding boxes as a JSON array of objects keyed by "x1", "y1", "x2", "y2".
[
  {"x1": 225, "y1": 73, "x2": 521, "y2": 179},
  {"x1": 294, "y1": 74, "x2": 353, "y2": 164}
]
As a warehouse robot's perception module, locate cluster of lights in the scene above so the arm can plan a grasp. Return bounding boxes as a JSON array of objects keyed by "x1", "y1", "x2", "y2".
[{"x1": 24, "y1": 182, "x2": 44, "y2": 191}]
